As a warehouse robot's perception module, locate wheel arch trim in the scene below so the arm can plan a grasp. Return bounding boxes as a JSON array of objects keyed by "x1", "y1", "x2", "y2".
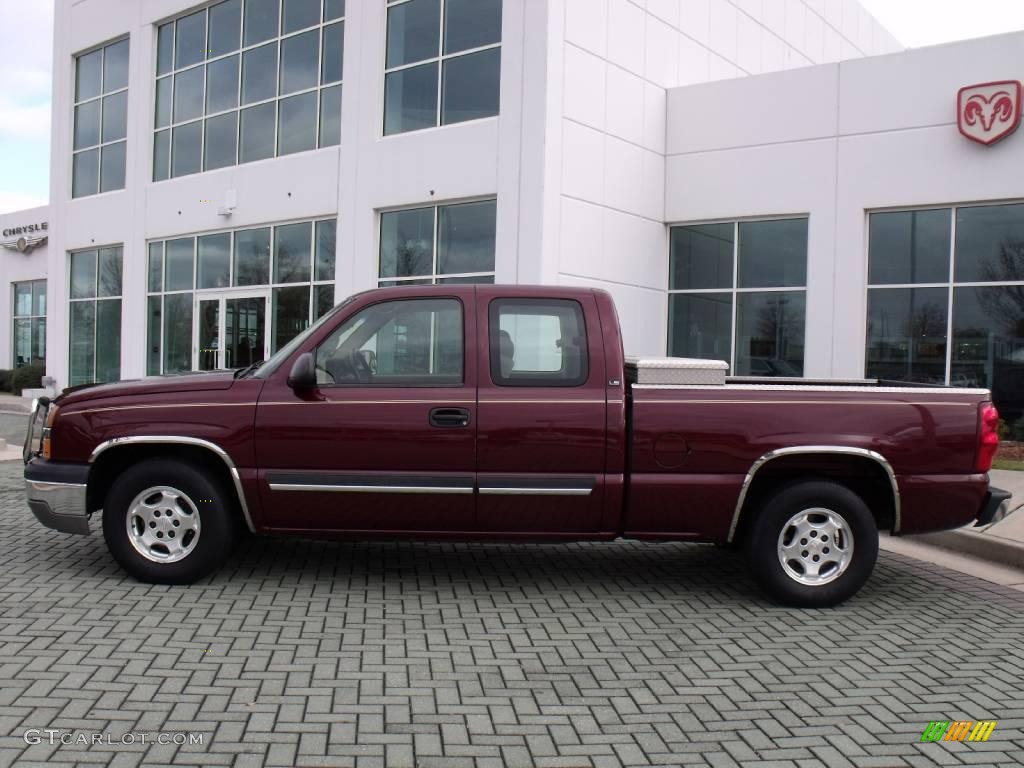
[
  {"x1": 89, "y1": 436, "x2": 256, "y2": 533},
  {"x1": 726, "y1": 445, "x2": 900, "y2": 542}
]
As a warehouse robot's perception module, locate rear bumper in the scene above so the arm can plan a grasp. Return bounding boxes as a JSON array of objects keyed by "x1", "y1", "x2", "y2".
[
  {"x1": 24, "y1": 459, "x2": 90, "y2": 535},
  {"x1": 975, "y1": 486, "x2": 1013, "y2": 527}
]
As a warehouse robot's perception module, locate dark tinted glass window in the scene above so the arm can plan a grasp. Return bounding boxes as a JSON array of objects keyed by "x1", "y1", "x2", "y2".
[
  {"x1": 865, "y1": 287, "x2": 948, "y2": 385},
  {"x1": 441, "y1": 48, "x2": 500, "y2": 125},
  {"x1": 737, "y1": 218, "x2": 808, "y2": 288},
  {"x1": 444, "y1": 0, "x2": 501, "y2": 53},
  {"x1": 952, "y1": 286, "x2": 1024, "y2": 423},
  {"x1": 955, "y1": 203, "x2": 1024, "y2": 283},
  {"x1": 668, "y1": 293, "x2": 731, "y2": 362},
  {"x1": 380, "y1": 207, "x2": 434, "y2": 278},
  {"x1": 869, "y1": 209, "x2": 951, "y2": 285},
  {"x1": 734, "y1": 291, "x2": 805, "y2": 376},
  {"x1": 386, "y1": 0, "x2": 440, "y2": 68},
  {"x1": 670, "y1": 224, "x2": 733, "y2": 290}
]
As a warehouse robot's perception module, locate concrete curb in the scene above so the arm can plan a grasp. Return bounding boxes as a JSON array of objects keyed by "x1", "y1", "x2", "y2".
[{"x1": 913, "y1": 528, "x2": 1024, "y2": 570}]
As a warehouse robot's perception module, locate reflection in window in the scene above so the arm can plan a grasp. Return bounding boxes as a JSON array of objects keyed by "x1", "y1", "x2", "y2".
[
  {"x1": 154, "y1": 0, "x2": 344, "y2": 181},
  {"x1": 379, "y1": 199, "x2": 496, "y2": 286},
  {"x1": 865, "y1": 288, "x2": 948, "y2": 385},
  {"x1": 68, "y1": 248, "x2": 122, "y2": 385},
  {"x1": 384, "y1": 0, "x2": 501, "y2": 135},
  {"x1": 866, "y1": 203, "x2": 1024, "y2": 424},
  {"x1": 668, "y1": 218, "x2": 808, "y2": 376},
  {"x1": 73, "y1": 39, "x2": 128, "y2": 197},
  {"x1": 952, "y1": 288, "x2": 1024, "y2": 410},
  {"x1": 12, "y1": 280, "x2": 46, "y2": 368},
  {"x1": 146, "y1": 217, "x2": 336, "y2": 374},
  {"x1": 489, "y1": 298, "x2": 588, "y2": 387},
  {"x1": 315, "y1": 298, "x2": 463, "y2": 386}
]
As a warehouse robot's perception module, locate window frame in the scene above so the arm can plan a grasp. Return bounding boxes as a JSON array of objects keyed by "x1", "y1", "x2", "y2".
[
  {"x1": 314, "y1": 296, "x2": 466, "y2": 388},
  {"x1": 67, "y1": 246, "x2": 123, "y2": 385},
  {"x1": 377, "y1": 198, "x2": 497, "y2": 286},
  {"x1": 667, "y1": 215, "x2": 809, "y2": 376},
  {"x1": 487, "y1": 297, "x2": 589, "y2": 388},
  {"x1": 864, "y1": 200, "x2": 1024, "y2": 387},
  {"x1": 146, "y1": 216, "x2": 337, "y2": 375},
  {"x1": 12, "y1": 279, "x2": 47, "y2": 368},
  {"x1": 382, "y1": 0, "x2": 502, "y2": 136},
  {"x1": 153, "y1": 0, "x2": 345, "y2": 181},
  {"x1": 72, "y1": 37, "x2": 129, "y2": 198}
]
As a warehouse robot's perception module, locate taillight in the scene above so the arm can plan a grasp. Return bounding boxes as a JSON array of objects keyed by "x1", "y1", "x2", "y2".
[{"x1": 976, "y1": 403, "x2": 999, "y2": 472}]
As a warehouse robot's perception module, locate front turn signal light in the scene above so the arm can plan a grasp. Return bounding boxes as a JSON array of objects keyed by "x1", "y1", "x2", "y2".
[{"x1": 41, "y1": 405, "x2": 58, "y2": 460}]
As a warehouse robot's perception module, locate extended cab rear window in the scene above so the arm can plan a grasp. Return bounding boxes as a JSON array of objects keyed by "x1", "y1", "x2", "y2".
[{"x1": 489, "y1": 298, "x2": 588, "y2": 387}]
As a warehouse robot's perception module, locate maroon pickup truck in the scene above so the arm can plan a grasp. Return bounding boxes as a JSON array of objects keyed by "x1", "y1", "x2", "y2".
[{"x1": 24, "y1": 285, "x2": 1012, "y2": 606}]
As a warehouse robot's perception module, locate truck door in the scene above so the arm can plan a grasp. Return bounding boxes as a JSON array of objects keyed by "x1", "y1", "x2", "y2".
[
  {"x1": 475, "y1": 289, "x2": 607, "y2": 532},
  {"x1": 254, "y1": 292, "x2": 477, "y2": 532}
]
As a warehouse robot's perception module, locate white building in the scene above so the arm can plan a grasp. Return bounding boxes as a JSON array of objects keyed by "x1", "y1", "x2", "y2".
[{"x1": 8, "y1": 0, "x2": 1024, "y2": 426}]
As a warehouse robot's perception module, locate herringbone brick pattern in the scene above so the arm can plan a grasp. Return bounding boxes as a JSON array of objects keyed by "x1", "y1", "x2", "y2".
[{"x1": 1, "y1": 462, "x2": 1023, "y2": 767}]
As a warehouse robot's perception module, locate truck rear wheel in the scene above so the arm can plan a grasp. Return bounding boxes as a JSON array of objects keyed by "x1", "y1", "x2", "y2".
[
  {"x1": 745, "y1": 480, "x2": 878, "y2": 607},
  {"x1": 102, "y1": 458, "x2": 236, "y2": 584}
]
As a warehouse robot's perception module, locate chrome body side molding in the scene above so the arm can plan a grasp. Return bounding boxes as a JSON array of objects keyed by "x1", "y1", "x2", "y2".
[
  {"x1": 269, "y1": 483, "x2": 474, "y2": 494},
  {"x1": 89, "y1": 436, "x2": 256, "y2": 533},
  {"x1": 478, "y1": 487, "x2": 593, "y2": 496},
  {"x1": 726, "y1": 445, "x2": 900, "y2": 542}
]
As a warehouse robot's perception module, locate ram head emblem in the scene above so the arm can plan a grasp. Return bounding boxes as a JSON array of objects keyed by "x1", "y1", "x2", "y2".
[{"x1": 957, "y1": 81, "x2": 1022, "y2": 146}]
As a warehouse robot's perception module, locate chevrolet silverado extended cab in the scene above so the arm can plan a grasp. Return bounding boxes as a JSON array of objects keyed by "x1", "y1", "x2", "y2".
[{"x1": 24, "y1": 285, "x2": 1012, "y2": 606}]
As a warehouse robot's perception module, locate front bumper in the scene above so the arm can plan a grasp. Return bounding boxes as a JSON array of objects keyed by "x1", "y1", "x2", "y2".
[
  {"x1": 25, "y1": 459, "x2": 90, "y2": 535},
  {"x1": 976, "y1": 485, "x2": 1013, "y2": 527}
]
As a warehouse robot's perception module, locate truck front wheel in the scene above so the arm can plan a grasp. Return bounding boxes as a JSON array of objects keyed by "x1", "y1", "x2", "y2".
[
  {"x1": 745, "y1": 480, "x2": 878, "y2": 607},
  {"x1": 102, "y1": 458, "x2": 236, "y2": 584}
]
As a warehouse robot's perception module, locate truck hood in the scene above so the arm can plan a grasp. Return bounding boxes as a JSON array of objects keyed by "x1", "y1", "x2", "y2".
[{"x1": 57, "y1": 370, "x2": 239, "y2": 406}]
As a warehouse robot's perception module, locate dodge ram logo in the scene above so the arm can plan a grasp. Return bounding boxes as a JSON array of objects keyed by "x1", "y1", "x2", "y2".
[{"x1": 957, "y1": 81, "x2": 1022, "y2": 146}]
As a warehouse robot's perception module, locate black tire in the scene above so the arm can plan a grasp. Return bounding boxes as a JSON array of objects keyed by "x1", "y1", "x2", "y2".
[
  {"x1": 745, "y1": 480, "x2": 878, "y2": 608},
  {"x1": 103, "y1": 458, "x2": 237, "y2": 584}
]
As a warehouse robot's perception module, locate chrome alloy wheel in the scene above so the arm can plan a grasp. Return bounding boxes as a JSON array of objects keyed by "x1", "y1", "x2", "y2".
[
  {"x1": 777, "y1": 507, "x2": 853, "y2": 586},
  {"x1": 125, "y1": 486, "x2": 201, "y2": 563}
]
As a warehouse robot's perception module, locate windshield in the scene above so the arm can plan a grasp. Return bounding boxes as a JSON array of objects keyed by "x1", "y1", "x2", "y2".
[{"x1": 253, "y1": 295, "x2": 357, "y2": 379}]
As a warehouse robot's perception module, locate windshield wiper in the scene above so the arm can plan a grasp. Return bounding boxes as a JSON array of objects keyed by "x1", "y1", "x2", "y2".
[{"x1": 234, "y1": 360, "x2": 265, "y2": 378}]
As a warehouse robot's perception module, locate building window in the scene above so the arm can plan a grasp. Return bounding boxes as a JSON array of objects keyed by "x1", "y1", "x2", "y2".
[
  {"x1": 73, "y1": 38, "x2": 129, "y2": 197},
  {"x1": 69, "y1": 248, "x2": 123, "y2": 385},
  {"x1": 866, "y1": 203, "x2": 1024, "y2": 424},
  {"x1": 668, "y1": 218, "x2": 808, "y2": 376},
  {"x1": 146, "y1": 217, "x2": 336, "y2": 374},
  {"x1": 13, "y1": 280, "x2": 46, "y2": 368},
  {"x1": 379, "y1": 199, "x2": 496, "y2": 285},
  {"x1": 383, "y1": 0, "x2": 501, "y2": 136},
  {"x1": 153, "y1": 0, "x2": 345, "y2": 181}
]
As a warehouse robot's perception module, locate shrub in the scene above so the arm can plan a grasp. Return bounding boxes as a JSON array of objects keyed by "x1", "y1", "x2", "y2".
[
  {"x1": 12, "y1": 364, "x2": 44, "y2": 395},
  {"x1": 999, "y1": 418, "x2": 1011, "y2": 441},
  {"x1": 0, "y1": 369, "x2": 11, "y2": 393}
]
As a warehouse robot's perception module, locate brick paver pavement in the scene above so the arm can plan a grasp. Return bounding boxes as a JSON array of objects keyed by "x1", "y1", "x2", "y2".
[{"x1": 2, "y1": 461, "x2": 1023, "y2": 767}]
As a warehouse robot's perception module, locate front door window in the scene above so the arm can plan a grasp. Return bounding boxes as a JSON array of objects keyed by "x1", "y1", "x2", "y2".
[{"x1": 195, "y1": 291, "x2": 268, "y2": 370}]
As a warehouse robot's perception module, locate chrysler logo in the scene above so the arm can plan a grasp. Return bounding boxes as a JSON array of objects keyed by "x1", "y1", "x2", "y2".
[
  {"x1": 0, "y1": 235, "x2": 47, "y2": 254},
  {"x1": 957, "y1": 81, "x2": 1022, "y2": 146}
]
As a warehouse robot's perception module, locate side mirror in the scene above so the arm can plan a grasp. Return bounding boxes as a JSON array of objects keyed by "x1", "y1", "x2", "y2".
[{"x1": 287, "y1": 352, "x2": 317, "y2": 390}]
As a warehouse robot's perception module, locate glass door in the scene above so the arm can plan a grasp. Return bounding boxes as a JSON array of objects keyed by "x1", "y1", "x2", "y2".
[{"x1": 194, "y1": 290, "x2": 269, "y2": 370}]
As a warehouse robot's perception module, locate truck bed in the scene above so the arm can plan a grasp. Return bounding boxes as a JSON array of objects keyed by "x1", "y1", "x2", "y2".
[{"x1": 623, "y1": 356, "x2": 991, "y2": 541}]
